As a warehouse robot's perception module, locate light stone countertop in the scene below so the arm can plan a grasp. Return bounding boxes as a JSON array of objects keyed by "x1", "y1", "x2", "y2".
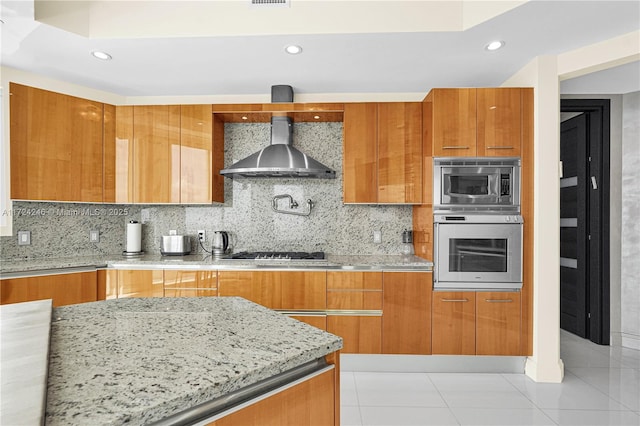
[
  {"x1": 45, "y1": 297, "x2": 343, "y2": 425},
  {"x1": 0, "y1": 254, "x2": 433, "y2": 276}
]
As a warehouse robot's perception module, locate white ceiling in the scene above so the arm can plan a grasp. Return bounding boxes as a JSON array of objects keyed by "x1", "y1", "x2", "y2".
[{"x1": 1, "y1": 0, "x2": 639, "y2": 97}]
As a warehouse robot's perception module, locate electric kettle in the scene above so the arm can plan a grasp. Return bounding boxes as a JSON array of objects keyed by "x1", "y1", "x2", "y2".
[{"x1": 212, "y1": 231, "x2": 229, "y2": 257}]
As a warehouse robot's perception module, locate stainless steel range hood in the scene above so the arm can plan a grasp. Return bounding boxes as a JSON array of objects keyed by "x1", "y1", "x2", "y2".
[{"x1": 220, "y1": 86, "x2": 336, "y2": 179}]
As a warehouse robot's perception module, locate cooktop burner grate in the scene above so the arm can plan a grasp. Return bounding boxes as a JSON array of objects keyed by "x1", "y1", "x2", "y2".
[{"x1": 229, "y1": 251, "x2": 325, "y2": 260}]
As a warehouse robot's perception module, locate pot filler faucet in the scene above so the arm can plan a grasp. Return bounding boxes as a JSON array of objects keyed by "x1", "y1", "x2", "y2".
[{"x1": 272, "y1": 194, "x2": 314, "y2": 217}]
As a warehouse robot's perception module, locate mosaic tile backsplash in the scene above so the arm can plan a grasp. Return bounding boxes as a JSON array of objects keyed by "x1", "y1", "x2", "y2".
[{"x1": 1, "y1": 122, "x2": 414, "y2": 260}]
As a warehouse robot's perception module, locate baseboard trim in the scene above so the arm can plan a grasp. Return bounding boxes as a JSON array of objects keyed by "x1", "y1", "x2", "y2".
[
  {"x1": 621, "y1": 332, "x2": 640, "y2": 350},
  {"x1": 340, "y1": 354, "x2": 526, "y2": 373}
]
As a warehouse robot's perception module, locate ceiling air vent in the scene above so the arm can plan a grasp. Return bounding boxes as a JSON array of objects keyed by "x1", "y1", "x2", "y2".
[{"x1": 249, "y1": 0, "x2": 290, "y2": 8}]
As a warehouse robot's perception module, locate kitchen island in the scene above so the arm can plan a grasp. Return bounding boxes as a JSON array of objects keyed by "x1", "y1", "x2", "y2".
[{"x1": 45, "y1": 297, "x2": 342, "y2": 425}]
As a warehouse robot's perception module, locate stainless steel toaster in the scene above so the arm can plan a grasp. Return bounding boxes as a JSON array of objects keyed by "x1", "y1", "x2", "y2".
[{"x1": 160, "y1": 235, "x2": 191, "y2": 255}]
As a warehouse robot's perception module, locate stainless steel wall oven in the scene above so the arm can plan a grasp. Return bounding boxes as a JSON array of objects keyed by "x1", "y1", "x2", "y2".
[{"x1": 433, "y1": 214, "x2": 523, "y2": 290}]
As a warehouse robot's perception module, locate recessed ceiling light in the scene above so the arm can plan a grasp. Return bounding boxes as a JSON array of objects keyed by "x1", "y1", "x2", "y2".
[
  {"x1": 285, "y1": 45, "x2": 302, "y2": 55},
  {"x1": 91, "y1": 51, "x2": 112, "y2": 60},
  {"x1": 485, "y1": 41, "x2": 505, "y2": 51}
]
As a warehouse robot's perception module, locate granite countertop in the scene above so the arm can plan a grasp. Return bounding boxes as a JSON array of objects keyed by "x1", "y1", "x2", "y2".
[
  {"x1": 0, "y1": 253, "x2": 433, "y2": 276},
  {"x1": 46, "y1": 297, "x2": 342, "y2": 425}
]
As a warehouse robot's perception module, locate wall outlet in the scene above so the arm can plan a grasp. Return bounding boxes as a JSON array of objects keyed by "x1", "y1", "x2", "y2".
[
  {"x1": 197, "y1": 230, "x2": 206, "y2": 243},
  {"x1": 141, "y1": 209, "x2": 150, "y2": 223},
  {"x1": 373, "y1": 230, "x2": 382, "y2": 244},
  {"x1": 18, "y1": 230, "x2": 31, "y2": 246},
  {"x1": 90, "y1": 230, "x2": 100, "y2": 243}
]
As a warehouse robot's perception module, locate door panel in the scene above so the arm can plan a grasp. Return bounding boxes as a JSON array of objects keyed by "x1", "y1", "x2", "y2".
[
  {"x1": 431, "y1": 292, "x2": 475, "y2": 355},
  {"x1": 560, "y1": 114, "x2": 588, "y2": 338}
]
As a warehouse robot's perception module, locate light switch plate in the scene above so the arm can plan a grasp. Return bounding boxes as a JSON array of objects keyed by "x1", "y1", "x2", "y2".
[
  {"x1": 18, "y1": 230, "x2": 31, "y2": 246},
  {"x1": 90, "y1": 230, "x2": 100, "y2": 243},
  {"x1": 373, "y1": 230, "x2": 382, "y2": 244}
]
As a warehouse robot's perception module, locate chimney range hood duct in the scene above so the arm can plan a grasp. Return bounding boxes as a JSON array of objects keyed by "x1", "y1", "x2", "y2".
[{"x1": 219, "y1": 86, "x2": 336, "y2": 179}]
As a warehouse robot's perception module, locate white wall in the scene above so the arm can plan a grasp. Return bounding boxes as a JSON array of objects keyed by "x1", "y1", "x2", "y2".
[{"x1": 621, "y1": 91, "x2": 640, "y2": 350}]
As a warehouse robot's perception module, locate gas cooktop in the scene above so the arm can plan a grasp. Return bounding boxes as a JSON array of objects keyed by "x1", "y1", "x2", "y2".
[{"x1": 229, "y1": 251, "x2": 326, "y2": 260}]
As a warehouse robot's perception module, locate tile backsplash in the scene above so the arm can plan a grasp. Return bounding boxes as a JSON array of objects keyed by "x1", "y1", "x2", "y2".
[{"x1": 1, "y1": 122, "x2": 414, "y2": 260}]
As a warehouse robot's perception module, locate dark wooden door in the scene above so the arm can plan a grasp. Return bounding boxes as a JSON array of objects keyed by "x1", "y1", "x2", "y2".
[
  {"x1": 560, "y1": 113, "x2": 588, "y2": 338},
  {"x1": 560, "y1": 99, "x2": 610, "y2": 345}
]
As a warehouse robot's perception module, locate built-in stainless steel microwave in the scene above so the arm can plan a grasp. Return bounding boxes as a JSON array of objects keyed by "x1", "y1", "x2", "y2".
[{"x1": 433, "y1": 157, "x2": 521, "y2": 213}]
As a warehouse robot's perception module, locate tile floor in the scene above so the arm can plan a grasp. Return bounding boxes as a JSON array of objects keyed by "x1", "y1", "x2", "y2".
[{"x1": 341, "y1": 330, "x2": 640, "y2": 425}]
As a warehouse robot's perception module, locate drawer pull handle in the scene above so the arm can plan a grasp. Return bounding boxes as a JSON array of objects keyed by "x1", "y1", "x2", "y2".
[
  {"x1": 485, "y1": 299, "x2": 513, "y2": 303},
  {"x1": 487, "y1": 146, "x2": 514, "y2": 150},
  {"x1": 442, "y1": 298, "x2": 469, "y2": 302},
  {"x1": 442, "y1": 146, "x2": 469, "y2": 150}
]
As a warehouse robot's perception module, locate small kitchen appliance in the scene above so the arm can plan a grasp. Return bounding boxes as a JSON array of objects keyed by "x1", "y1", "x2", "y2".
[
  {"x1": 433, "y1": 157, "x2": 521, "y2": 213},
  {"x1": 212, "y1": 231, "x2": 229, "y2": 258},
  {"x1": 401, "y1": 229, "x2": 414, "y2": 255},
  {"x1": 160, "y1": 235, "x2": 191, "y2": 256}
]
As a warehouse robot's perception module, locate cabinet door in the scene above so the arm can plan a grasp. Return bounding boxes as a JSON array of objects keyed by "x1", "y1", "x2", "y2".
[
  {"x1": 111, "y1": 106, "x2": 135, "y2": 203},
  {"x1": 133, "y1": 105, "x2": 181, "y2": 203},
  {"x1": 476, "y1": 88, "x2": 522, "y2": 157},
  {"x1": 10, "y1": 83, "x2": 104, "y2": 202},
  {"x1": 180, "y1": 105, "x2": 214, "y2": 203},
  {"x1": 377, "y1": 102, "x2": 423, "y2": 203},
  {"x1": 0, "y1": 272, "x2": 98, "y2": 307},
  {"x1": 164, "y1": 270, "x2": 218, "y2": 297},
  {"x1": 210, "y1": 367, "x2": 336, "y2": 426},
  {"x1": 343, "y1": 103, "x2": 378, "y2": 203},
  {"x1": 431, "y1": 292, "x2": 476, "y2": 354},
  {"x1": 327, "y1": 315, "x2": 381, "y2": 354},
  {"x1": 382, "y1": 272, "x2": 432, "y2": 355},
  {"x1": 476, "y1": 291, "x2": 521, "y2": 355},
  {"x1": 431, "y1": 88, "x2": 477, "y2": 157},
  {"x1": 279, "y1": 271, "x2": 327, "y2": 310},
  {"x1": 116, "y1": 270, "x2": 164, "y2": 298},
  {"x1": 218, "y1": 271, "x2": 279, "y2": 308}
]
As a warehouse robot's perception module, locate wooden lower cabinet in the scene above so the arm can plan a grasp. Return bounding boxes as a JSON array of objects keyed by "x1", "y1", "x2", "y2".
[
  {"x1": 432, "y1": 291, "x2": 522, "y2": 355},
  {"x1": 382, "y1": 272, "x2": 432, "y2": 355},
  {"x1": 327, "y1": 315, "x2": 381, "y2": 354},
  {"x1": 218, "y1": 271, "x2": 326, "y2": 310},
  {"x1": 113, "y1": 270, "x2": 164, "y2": 298},
  {"x1": 431, "y1": 292, "x2": 476, "y2": 355},
  {"x1": 0, "y1": 271, "x2": 98, "y2": 307},
  {"x1": 164, "y1": 270, "x2": 217, "y2": 297},
  {"x1": 208, "y1": 361, "x2": 338, "y2": 426},
  {"x1": 476, "y1": 291, "x2": 521, "y2": 355}
]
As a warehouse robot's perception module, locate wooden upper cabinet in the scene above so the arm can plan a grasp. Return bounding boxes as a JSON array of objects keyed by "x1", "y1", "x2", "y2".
[
  {"x1": 110, "y1": 106, "x2": 135, "y2": 203},
  {"x1": 343, "y1": 102, "x2": 422, "y2": 204},
  {"x1": 377, "y1": 102, "x2": 423, "y2": 204},
  {"x1": 133, "y1": 105, "x2": 181, "y2": 203},
  {"x1": 429, "y1": 88, "x2": 477, "y2": 157},
  {"x1": 343, "y1": 103, "x2": 377, "y2": 203},
  {"x1": 181, "y1": 105, "x2": 216, "y2": 204},
  {"x1": 382, "y1": 272, "x2": 432, "y2": 355},
  {"x1": 431, "y1": 291, "x2": 476, "y2": 355},
  {"x1": 476, "y1": 88, "x2": 522, "y2": 157},
  {"x1": 112, "y1": 104, "x2": 222, "y2": 204},
  {"x1": 9, "y1": 83, "x2": 105, "y2": 202},
  {"x1": 476, "y1": 291, "x2": 521, "y2": 355}
]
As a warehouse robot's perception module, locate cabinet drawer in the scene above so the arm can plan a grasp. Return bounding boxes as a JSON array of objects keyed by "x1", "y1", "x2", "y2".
[
  {"x1": 164, "y1": 270, "x2": 218, "y2": 297},
  {"x1": 327, "y1": 271, "x2": 382, "y2": 290},
  {"x1": 1, "y1": 271, "x2": 98, "y2": 307}
]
